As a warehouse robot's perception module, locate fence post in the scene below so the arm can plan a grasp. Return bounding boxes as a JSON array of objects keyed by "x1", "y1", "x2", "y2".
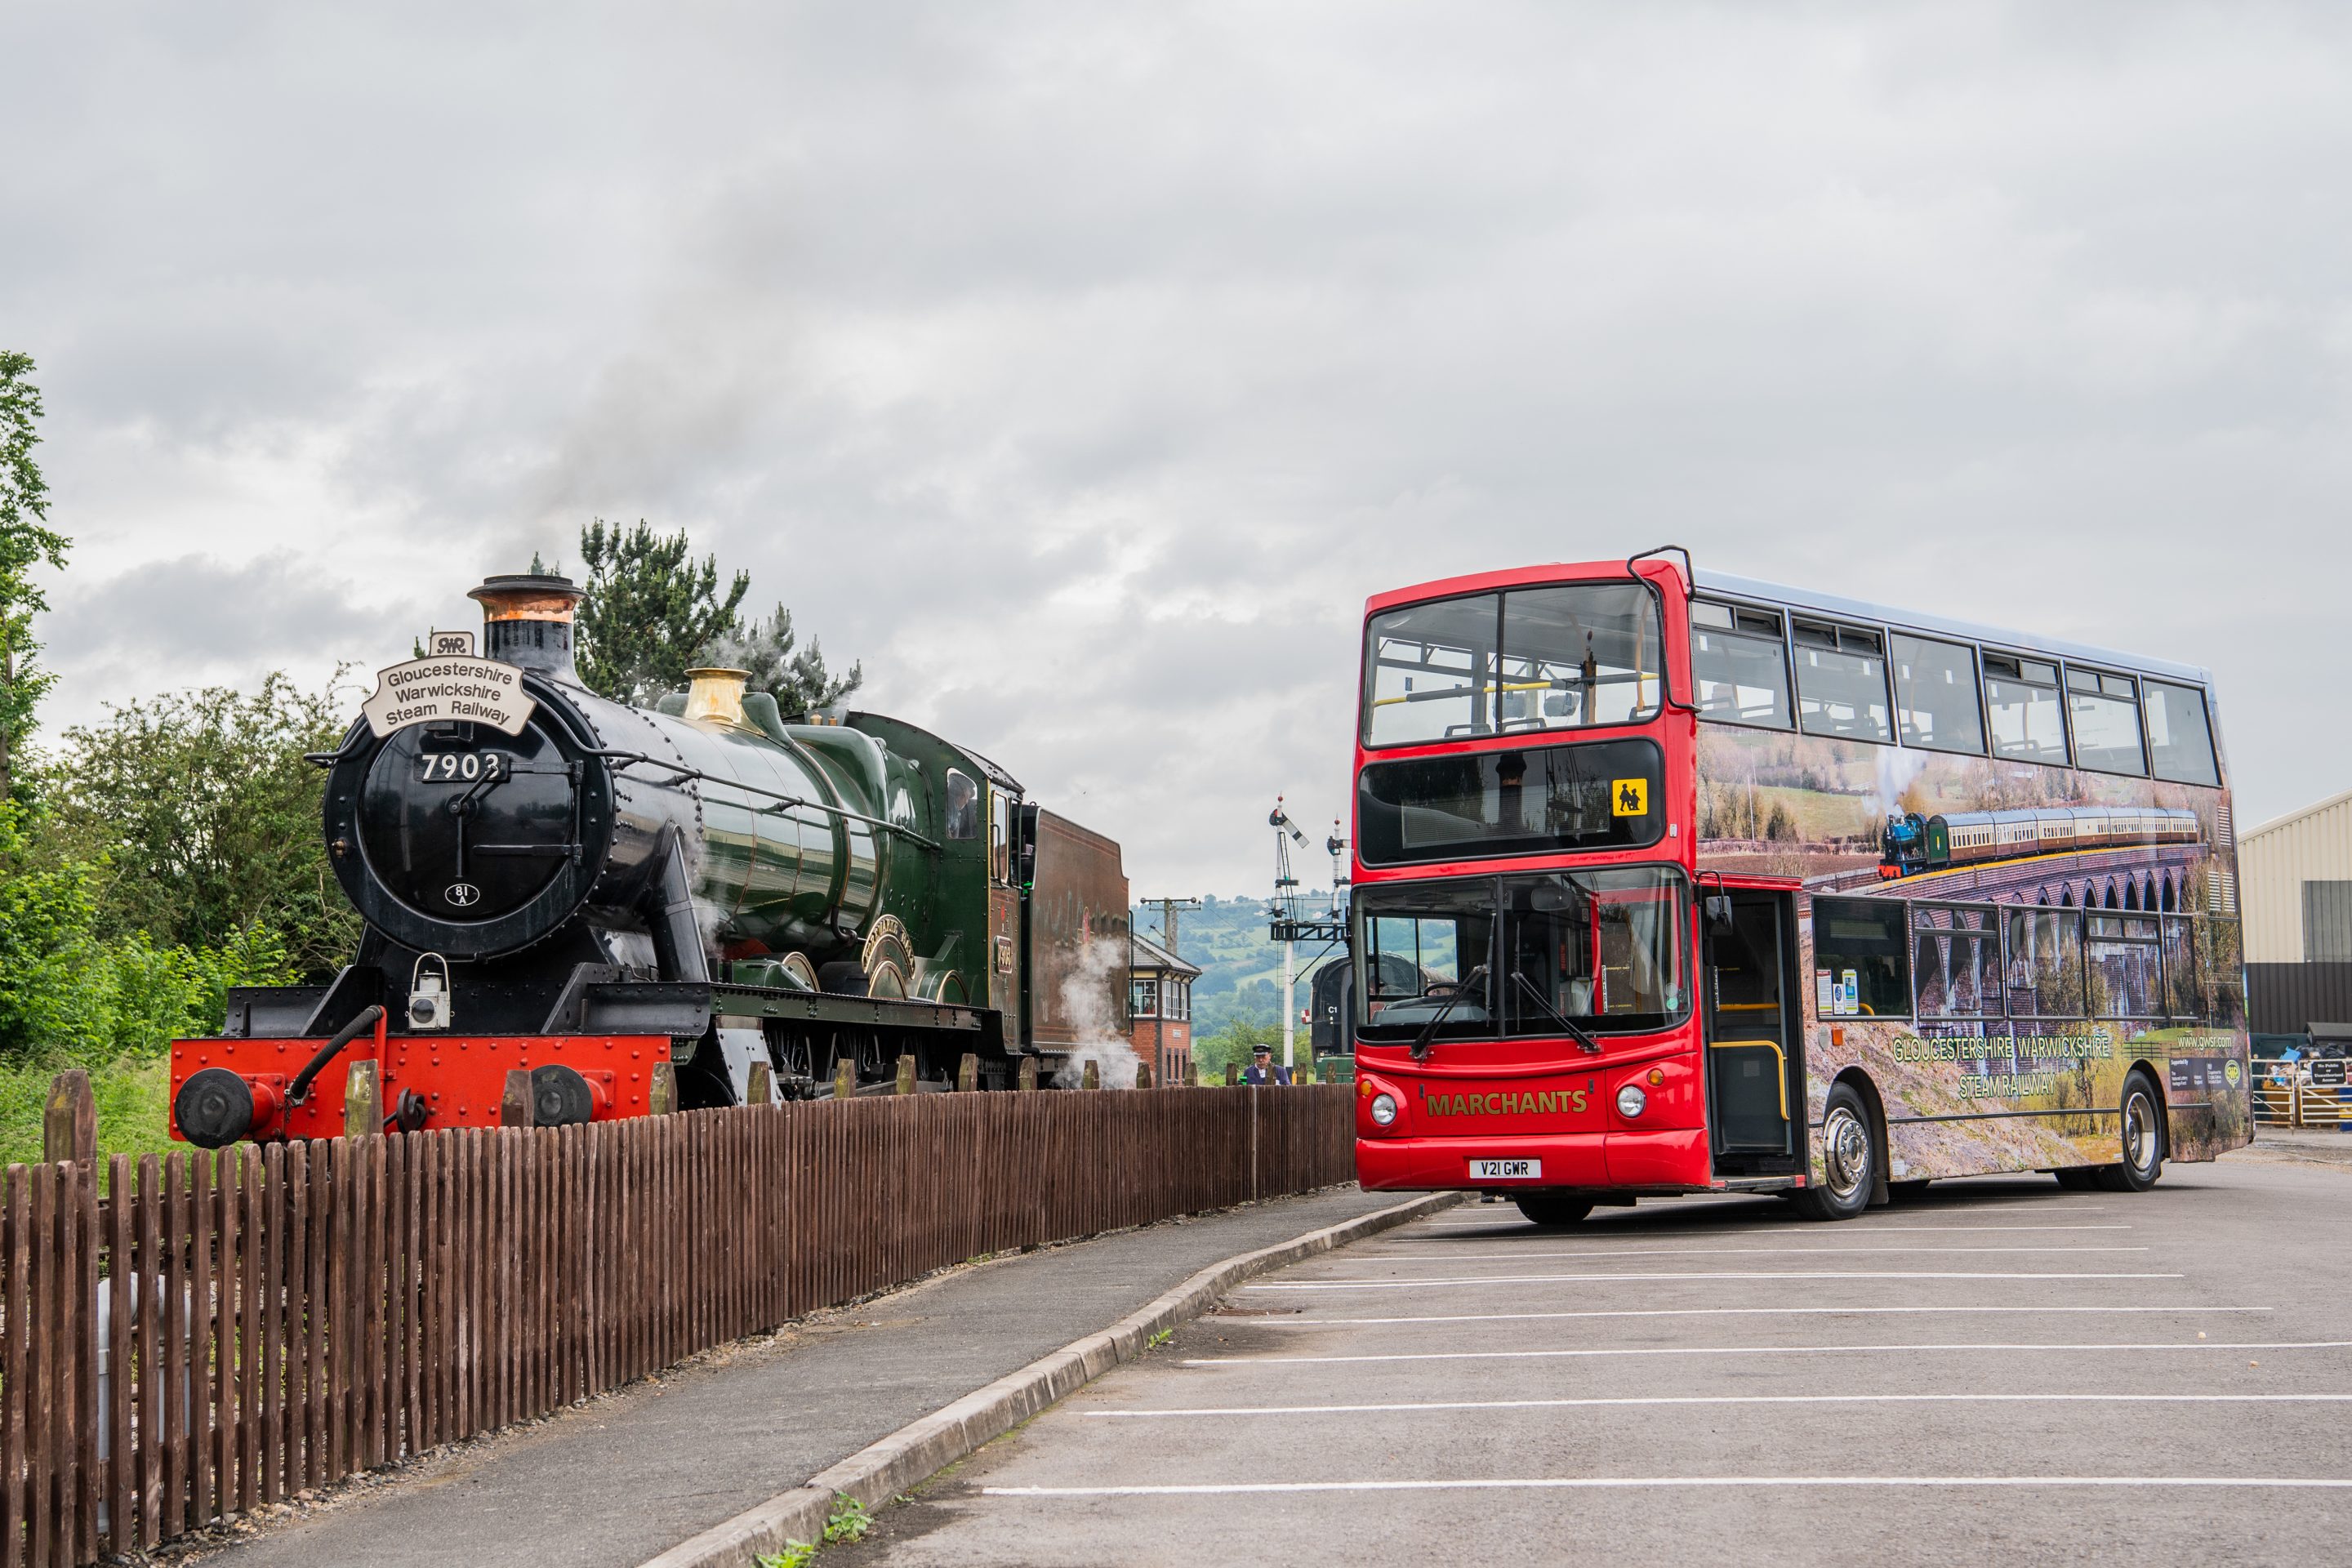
[
  {"x1": 1081, "y1": 1060, "x2": 1100, "y2": 1091},
  {"x1": 956, "y1": 1054, "x2": 978, "y2": 1093},
  {"x1": 1018, "y1": 1057, "x2": 1039, "y2": 1092},
  {"x1": 1135, "y1": 1062, "x2": 1153, "y2": 1089},
  {"x1": 893, "y1": 1054, "x2": 916, "y2": 1095},
  {"x1": 1224, "y1": 1063, "x2": 1239, "y2": 1086},
  {"x1": 649, "y1": 1061, "x2": 678, "y2": 1115},
  {"x1": 344, "y1": 1059, "x2": 381, "y2": 1137},
  {"x1": 44, "y1": 1067, "x2": 96, "y2": 1167},
  {"x1": 746, "y1": 1061, "x2": 773, "y2": 1107},
  {"x1": 832, "y1": 1057, "x2": 857, "y2": 1100},
  {"x1": 501, "y1": 1070, "x2": 535, "y2": 1128}
]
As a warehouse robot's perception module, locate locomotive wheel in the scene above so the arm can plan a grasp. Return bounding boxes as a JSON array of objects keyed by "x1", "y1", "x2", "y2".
[{"x1": 779, "y1": 951, "x2": 819, "y2": 991}]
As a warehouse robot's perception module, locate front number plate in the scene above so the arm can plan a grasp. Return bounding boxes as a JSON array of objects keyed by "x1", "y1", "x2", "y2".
[{"x1": 1469, "y1": 1158, "x2": 1540, "y2": 1180}]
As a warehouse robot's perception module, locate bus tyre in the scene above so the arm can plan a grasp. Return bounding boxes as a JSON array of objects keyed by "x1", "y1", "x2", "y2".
[
  {"x1": 2094, "y1": 1073, "x2": 2166, "y2": 1193},
  {"x1": 1514, "y1": 1194, "x2": 1594, "y2": 1228},
  {"x1": 1793, "y1": 1082, "x2": 1875, "y2": 1222}
]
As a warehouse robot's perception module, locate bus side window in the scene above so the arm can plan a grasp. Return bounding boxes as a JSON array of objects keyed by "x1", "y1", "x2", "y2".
[
  {"x1": 2143, "y1": 680, "x2": 2221, "y2": 787},
  {"x1": 1689, "y1": 599, "x2": 1793, "y2": 731},
  {"x1": 1791, "y1": 619, "x2": 1892, "y2": 744},
  {"x1": 944, "y1": 769, "x2": 979, "y2": 840},
  {"x1": 1810, "y1": 897, "x2": 1909, "y2": 1018}
]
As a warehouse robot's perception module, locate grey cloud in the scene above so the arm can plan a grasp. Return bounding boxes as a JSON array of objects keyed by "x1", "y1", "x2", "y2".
[{"x1": 5, "y1": 2, "x2": 2351, "y2": 889}]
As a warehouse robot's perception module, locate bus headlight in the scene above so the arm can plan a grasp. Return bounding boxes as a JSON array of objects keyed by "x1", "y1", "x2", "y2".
[
  {"x1": 1615, "y1": 1084, "x2": 1647, "y2": 1119},
  {"x1": 1370, "y1": 1093, "x2": 1398, "y2": 1126}
]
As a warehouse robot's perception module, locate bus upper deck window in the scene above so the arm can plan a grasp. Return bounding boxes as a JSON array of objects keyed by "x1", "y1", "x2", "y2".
[
  {"x1": 1363, "y1": 594, "x2": 1499, "y2": 746},
  {"x1": 1791, "y1": 619, "x2": 1892, "y2": 744},
  {"x1": 1690, "y1": 599, "x2": 1792, "y2": 730},
  {"x1": 2143, "y1": 680, "x2": 2221, "y2": 787},
  {"x1": 1983, "y1": 654, "x2": 2069, "y2": 764},
  {"x1": 2065, "y1": 667, "x2": 2148, "y2": 777},
  {"x1": 1495, "y1": 583, "x2": 1662, "y2": 733},
  {"x1": 1891, "y1": 634, "x2": 1985, "y2": 756}
]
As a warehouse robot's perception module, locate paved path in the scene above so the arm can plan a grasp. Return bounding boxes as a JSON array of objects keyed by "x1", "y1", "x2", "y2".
[
  {"x1": 844, "y1": 1153, "x2": 2352, "y2": 1566},
  {"x1": 187, "y1": 1186, "x2": 1400, "y2": 1568}
]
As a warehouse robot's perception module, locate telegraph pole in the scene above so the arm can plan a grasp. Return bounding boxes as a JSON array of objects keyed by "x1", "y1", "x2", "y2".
[{"x1": 1140, "y1": 896, "x2": 1202, "y2": 959}]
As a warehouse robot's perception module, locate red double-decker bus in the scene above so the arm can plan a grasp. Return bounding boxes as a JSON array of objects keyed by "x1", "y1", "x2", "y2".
[{"x1": 1349, "y1": 552, "x2": 2251, "y2": 1223}]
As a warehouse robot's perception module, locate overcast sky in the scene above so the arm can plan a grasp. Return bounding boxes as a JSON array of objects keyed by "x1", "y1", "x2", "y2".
[{"x1": 5, "y1": 2, "x2": 2348, "y2": 897}]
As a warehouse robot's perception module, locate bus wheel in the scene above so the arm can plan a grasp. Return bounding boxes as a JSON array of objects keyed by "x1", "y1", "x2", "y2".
[
  {"x1": 1793, "y1": 1082, "x2": 1875, "y2": 1222},
  {"x1": 1514, "y1": 1194, "x2": 1594, "y2": 1227},
  {"x1": 2094, "y1": 1073, "x2": 2166, "y2": 1192}
]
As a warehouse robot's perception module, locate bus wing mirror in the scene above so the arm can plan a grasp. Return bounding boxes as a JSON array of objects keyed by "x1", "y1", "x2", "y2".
[{"x1": 1704, "y1": 893, "x2": 1735, "y2": 935}]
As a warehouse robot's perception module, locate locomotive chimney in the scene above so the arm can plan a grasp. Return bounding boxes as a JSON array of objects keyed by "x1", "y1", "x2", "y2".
[
  {"x1": 683, "y1": 666, "x2": 751, "y2": 728},
  {"x1": 468, "y1": 572, "x2": 584, "y2": 683}
]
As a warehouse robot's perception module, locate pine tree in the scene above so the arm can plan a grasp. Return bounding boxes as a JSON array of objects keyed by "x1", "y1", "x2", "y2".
[
  {"x1": 573, "y1": 519, "x2": 750, "y2": 704},
  {"x1": 0, "y1": 353, "x2": 67, "y2": 803},
  {"x1": 702, "y1": 602, "x2": 863, "y2": 719}
]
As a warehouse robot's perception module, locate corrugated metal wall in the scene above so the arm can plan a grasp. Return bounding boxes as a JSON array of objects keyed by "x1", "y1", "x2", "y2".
[
  {"x1": 2247, "y1": 960, "x2": 2352, "y2": 1036},
  {"x1": 2239, "y1": 789, "x2": 2352, "y2": 962}
]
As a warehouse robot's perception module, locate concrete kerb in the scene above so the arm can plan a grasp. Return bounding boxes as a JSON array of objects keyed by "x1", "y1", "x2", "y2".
[{"x1": 635, "y1": 1191, "x2": 1465, "y2": 1568}]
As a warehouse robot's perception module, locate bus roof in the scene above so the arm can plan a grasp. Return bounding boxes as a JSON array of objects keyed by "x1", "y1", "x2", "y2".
[
  {"x1": 1695, "y1": 569, "x2": 2216, "y2": 688},
  {"x1": 1357, "y1": 559, "x2": 2216, "y2": 691}
]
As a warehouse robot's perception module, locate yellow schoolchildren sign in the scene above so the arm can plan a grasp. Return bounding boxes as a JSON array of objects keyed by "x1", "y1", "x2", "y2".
[{"x1": 1610, "y1": 778, "x2": 1648, "y2": 817}]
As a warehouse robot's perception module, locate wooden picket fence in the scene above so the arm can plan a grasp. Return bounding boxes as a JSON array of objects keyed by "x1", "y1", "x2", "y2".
[{"x1": 0, "y1": 1082, "x2": 1353, "y2": 1567}]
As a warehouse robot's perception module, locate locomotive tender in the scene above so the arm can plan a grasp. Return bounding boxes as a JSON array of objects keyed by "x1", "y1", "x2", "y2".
[
  {"x1": 1880, "y1": 803, "x2": 2203, "y2": 879},
  {"x1": 170, "y1": 572, "x2": 1129, "y2": 1147}
]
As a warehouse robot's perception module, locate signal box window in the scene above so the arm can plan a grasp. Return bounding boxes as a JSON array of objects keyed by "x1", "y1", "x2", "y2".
[
  {"x1": 1356, "y1": 738, "x2": 1664, "y2": 867},
  {"x1": 1891, "y1": 635, "x2": 1985, "y2": 756},
  {"x1": 1809, "y1": 897, "x2": 1909, "y2": 1018},
  {"x1": 2143, "y1": 681, "x2": 2221, "y2": 787},
  {"x1": 944, "y1": 769, "x2": 979, "y2": 840},
  {"x1": 2087, "y1": 914, "x2": 2163, "y2": 1018},
  {"x1": 2002, "y1": 907, "x2": 2086, "y2": 1018},
  {"x1": 1361, "y1": 583, "x2": 1662, "y2": 747},
  {"x1": 1130, "y1": 978, "x2": 1160, "y2": 1018},
  {"x1": 1354, "y1": 880, "x2": 1495, "y2": 1045},
  {"x1": 1790, "y1": 619, "x2": 1892, "y2": 744},
  {"x1": 1690, "y1": 600, "x2": 1793, "y2": 730},
  {"x1": 1913, "y1": 905, "x2": 2002, "y2": 1018},
  {"x1": 1982, "y1": 654, "x2": 2069, "y2": 765},
  {"x1": 2066, "y1": 668, "x2": 2148, "y2": 777}
]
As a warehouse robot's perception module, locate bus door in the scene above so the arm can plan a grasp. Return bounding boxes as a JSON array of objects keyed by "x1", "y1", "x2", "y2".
[{"x1": 1703, "y1": 885, "x2": 1802, "y2": 1171}]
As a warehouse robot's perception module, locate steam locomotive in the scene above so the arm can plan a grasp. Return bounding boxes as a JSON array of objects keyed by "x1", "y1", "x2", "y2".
[
  {"x1": 169, "y1": 572, "x2": 1130, "y2": 1147},
  {"x1": 1880, "y1": 804, "x2": 2203, "y2": 879}
]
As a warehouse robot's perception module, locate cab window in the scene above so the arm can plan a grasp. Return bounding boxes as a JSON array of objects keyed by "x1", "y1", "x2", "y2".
[
  {"x1": 989, "y1": 790, "x2": 1012, "y2": 882},
  {"x1": 944, "y1": 769, "x2": 979, "y2": 840}
]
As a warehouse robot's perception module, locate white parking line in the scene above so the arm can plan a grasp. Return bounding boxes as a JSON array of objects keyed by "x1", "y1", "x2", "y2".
[
  {"x1": 1183, "y1": 1339, "x2": 2352, "y2": 1368},
  {"x1": 1240, "y1": 1305, "x2": 2272, "y2": 1327},
  {"x1": 984, "y1": 1475, "x2": 2352, "y2": 1498},
  {"x1": 1084, "y1": 1392, "x2": 2352, "y2": 1419},
  {"x1": 1413, "y1": 1223, "x2": 2127, "y2": 1235},
  {"x1": 1340, "y1": 1245, "x2": 2151, "y2": 1262},
  {"x1": 1245, "y1": 1270, "x2": 2180, "y2": 1291}
]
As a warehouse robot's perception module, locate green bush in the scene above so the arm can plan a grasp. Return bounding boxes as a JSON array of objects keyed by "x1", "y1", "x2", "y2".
[
  {"x1": 0, "y1": 800, "x2": 296, "y2": 1068},
  {"x1": 0, "y1": 1057, "x2": 174, "y2": 1169}
]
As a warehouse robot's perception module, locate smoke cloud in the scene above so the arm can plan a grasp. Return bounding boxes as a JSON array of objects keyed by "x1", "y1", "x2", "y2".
[{"x1": 1052, "y1": 937, "x2": 1139, "y2": 1089}]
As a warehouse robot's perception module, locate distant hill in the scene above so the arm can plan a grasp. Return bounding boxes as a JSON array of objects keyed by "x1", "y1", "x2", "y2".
[{"x1": 1134, "y1": 894, "x2": 1347, "y2": 1040}]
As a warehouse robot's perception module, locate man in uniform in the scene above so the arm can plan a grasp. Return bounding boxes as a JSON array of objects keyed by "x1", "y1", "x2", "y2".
[{"x1": 1242, "y1": 1044, "x2": 1292, "y2": 1086}]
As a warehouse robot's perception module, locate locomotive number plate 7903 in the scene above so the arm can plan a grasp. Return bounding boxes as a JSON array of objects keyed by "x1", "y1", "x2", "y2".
[
  {"x1": 415, "y1": 751, "x2": 510, "y2": 784},
  {"x1": 1468, "y1": 1158, "x2": 1539, "y2": 1180}
]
